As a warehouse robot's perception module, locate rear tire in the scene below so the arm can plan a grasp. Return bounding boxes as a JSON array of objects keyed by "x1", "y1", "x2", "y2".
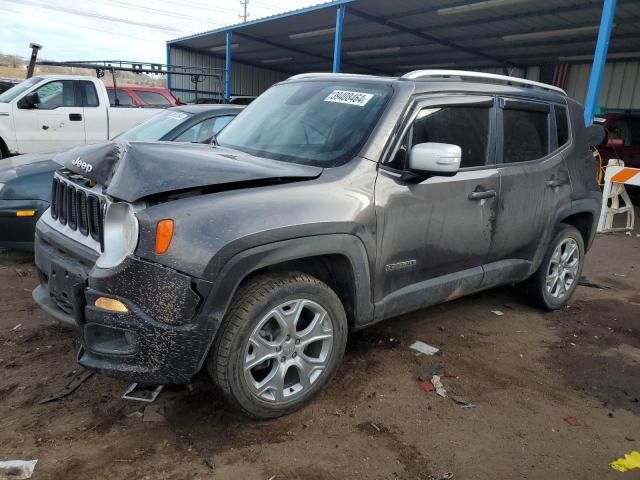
[
  {"x1": 519, "y1": 224, "x2": 585, "y2": 310},
  {"x1": 207, "y1": 271, "x2": 348, "y2": 419}
]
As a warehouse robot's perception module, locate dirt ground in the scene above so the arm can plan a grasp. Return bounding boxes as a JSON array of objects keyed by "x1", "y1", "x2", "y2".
[{"x1": 1, "y1": 228, "x2": 639, "y2": 480}]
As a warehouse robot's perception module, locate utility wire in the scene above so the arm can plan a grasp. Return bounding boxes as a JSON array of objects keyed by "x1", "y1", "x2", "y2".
[
  {"x1": 153, "y1": 0, "x2": 245, "y2": 16},
  {"x1": 86, "y1": 0, "x2": 227, "y2": 26},
  {"x1": 3, "y1": 5, "x2": 168, "y2": 44},
  {"x1": 4, "y1": 0, "x2": 184, "y2": 33},
  {"x1": 251, "y1": 1, "x2": 282, "y2": 12}
]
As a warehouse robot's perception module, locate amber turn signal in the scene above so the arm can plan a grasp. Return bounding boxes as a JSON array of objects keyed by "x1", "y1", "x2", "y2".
[
  {"x1": 155, "y1": 219, "x2": 174, "y2": 254},
  {"x1": 16, "y1": 210, "x2": 36, "y2": 217},
  {"x1": 95, "y1": 297, "x2": 129, "y2": 313}
]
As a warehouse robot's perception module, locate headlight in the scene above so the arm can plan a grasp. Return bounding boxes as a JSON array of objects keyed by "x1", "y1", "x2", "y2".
[
  {"x1": 0, "y1": 182, "x2": 5, "y2": 193},
  {"x1": 96, "y1": 202, "x2": 139, "y2": 269}
]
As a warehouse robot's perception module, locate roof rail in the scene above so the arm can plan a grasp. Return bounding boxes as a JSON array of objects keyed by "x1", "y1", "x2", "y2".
[
  {"x1": 288, "y1": 72, "x2": 378, "y2": 80},
  {"x1": 402, "y1": 69, "x2": 566, "y2": 96}
]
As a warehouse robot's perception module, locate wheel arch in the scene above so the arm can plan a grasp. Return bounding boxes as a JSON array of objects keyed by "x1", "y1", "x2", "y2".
[
  {"x1": 559, "y1": 211, "x2": 595, "y2": 249},
  {"x1": 528, "y1": 198, "x2": 600, "y2": 276},
  {"x1": 201, "y1": 234, "x2": 375, "y2": 332}
]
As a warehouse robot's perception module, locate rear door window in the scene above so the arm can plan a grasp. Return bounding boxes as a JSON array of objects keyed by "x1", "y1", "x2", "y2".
[
  {"x1": 501, "y1": 100, "x2": 550, "y2": 163},
  {"x1": 79, "y1": 81, "x2": 99, "y2": 107}
]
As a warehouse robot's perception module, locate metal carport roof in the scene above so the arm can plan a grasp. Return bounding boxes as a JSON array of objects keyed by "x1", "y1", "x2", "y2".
[{"x1": 168, "y1": 0, "x2": 640, "y2": 76}]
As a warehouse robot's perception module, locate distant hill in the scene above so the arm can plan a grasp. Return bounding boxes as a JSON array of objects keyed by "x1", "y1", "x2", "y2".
[{"x1": 0, "y1": 53, "x2": 165, "y2": 87}]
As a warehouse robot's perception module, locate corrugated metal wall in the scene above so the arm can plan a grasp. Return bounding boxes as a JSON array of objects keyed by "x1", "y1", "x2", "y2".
[
  {"x1": 565, "y1": 61, "x2": 640, "y2": 110},
  {"x1": 168, "y1": 47, "x2": 287, "y2": 103}
]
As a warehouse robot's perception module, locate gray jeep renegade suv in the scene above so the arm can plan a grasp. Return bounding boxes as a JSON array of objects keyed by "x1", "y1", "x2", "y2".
[{"x1": 32, "y1": 71, "x2": 603, "y2": 418}]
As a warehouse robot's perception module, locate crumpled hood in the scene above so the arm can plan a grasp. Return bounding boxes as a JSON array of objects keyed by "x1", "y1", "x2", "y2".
[
  {"x1": 0, "y1": 153, "x2": 56, "y2": 182},
  {"x1": 53, "y1": 141, "x2": 323, "y2": 202}
]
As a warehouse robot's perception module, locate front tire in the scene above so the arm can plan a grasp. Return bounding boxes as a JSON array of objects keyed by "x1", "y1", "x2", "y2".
[
  {"x1": 519, "y1": 224, "x2": 585, "y2": 310},
  {"x1": 208, "y1": 272, "x2": 348, "y2": 419}
]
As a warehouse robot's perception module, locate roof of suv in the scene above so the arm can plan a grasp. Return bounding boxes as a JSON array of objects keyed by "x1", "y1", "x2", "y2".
[{"x1": 287, "y1": 72, "x2": 569, "y2": 104}]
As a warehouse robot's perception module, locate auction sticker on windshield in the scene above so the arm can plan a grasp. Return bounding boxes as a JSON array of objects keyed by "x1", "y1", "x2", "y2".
[{"x1": 324, "y1": 90, "x2": 374, "y2": 107}]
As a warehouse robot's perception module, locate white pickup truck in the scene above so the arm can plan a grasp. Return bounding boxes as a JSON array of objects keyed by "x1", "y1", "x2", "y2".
[{"x1": 0, "y1": 75, "x2": 163, "y2": 158}]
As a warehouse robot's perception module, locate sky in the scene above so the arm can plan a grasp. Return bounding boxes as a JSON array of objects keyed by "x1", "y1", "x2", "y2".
[{"x1": 0, "y1": 0, "x2": 319, "y2": 63}]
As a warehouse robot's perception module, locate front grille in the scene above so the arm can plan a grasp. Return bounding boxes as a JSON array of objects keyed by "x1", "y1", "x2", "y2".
[{"x1": 50, "y1": 176, "x2": 105, "y2": 250}]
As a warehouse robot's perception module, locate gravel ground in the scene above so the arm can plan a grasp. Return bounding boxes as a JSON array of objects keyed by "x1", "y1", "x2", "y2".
[{"x1": 0, "y1": 227, "x2": 639, "y2": 480}]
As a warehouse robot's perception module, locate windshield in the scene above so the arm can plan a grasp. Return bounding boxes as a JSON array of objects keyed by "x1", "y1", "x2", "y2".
[
  {"x1": 116, "y1": 109, "x2": 193, "y2": 141},
  {"x1": 217, "y1": 81, "x2": 392, "y2": 166},
  {"x1": 0, "y1": 76, "x2": 43, "y2": 103}
]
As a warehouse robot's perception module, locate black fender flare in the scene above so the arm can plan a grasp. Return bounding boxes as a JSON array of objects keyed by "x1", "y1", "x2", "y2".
[
  {"x1": 200, "y1": 233, "x2": 375, "y2": 330},
  {"x1": 529, "y1": 196, "x2": 601, "y2": 275}
]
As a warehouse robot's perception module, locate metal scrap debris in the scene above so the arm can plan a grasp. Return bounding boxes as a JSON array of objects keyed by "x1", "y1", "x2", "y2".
[
  {"x1": 451, "y1": 395, "x2": 477, "y2": 409},
  {"x1": 431, "y1": 375, "x2": 446, "y2": 398},
  {"x1": 418, "y1": 364, "x2": 443, "y2": 382},
  {"x1": 409, "y1": 341, "x2": 439, "y2": 355},
  {"x1": 578, "y1": 276, "x2": 610, "y2": 290},
  {"x1": 38, "y1": 370, "x2": 94, "y2": 404},
  {"x1": 0, "y1": 459, "x2": 38, "y2": 479}
]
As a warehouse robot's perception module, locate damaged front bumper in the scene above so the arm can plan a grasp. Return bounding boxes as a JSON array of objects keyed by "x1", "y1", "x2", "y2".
[{"x1": 33, "y1": 220, "x2": 217, "y2": 384}]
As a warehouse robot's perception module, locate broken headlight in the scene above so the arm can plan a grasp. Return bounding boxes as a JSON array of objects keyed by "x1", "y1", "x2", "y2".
[{"x1": 96, "y1": 202, "x2": 139, "y2": 269}]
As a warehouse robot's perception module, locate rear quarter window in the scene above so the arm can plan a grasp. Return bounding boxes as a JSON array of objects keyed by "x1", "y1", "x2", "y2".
[{"x1": 554, "y1": 105, "x2": 569, "y2": 148}]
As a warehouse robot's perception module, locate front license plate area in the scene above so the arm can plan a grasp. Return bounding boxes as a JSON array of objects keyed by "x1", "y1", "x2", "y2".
[{"x1": 48, "y1": 261, "x2": 87, "y2": 319}]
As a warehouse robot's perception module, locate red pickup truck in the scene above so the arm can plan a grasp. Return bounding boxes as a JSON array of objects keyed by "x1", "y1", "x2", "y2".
[{"x1": 106, "y1": 86, "x2": 179, "y2": 108}]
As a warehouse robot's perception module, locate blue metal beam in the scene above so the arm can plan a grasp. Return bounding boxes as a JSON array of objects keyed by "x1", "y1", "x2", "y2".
[
  {"x1": 332, "y1": 3, "x2": 345, "y2": 73},
  {"x1": 225, "y1": 30, "x2": 232, "y2": 103},
  {"x1": 166, "y1": 44, "x2": 172, "y2": 90},
  {"x1": 584, "y1": 0, "x2": 617, "y2": 125}
]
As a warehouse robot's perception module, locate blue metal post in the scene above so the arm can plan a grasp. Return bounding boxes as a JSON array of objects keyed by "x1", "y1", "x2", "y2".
[
  {"x1": 583, "y1": 0, "x2": 616, "y2": 125},
  {"x1": 332, "y1": 4, "x2": 345, "y2": 73},
  {"x1": 165, "y1": 44, "x2": 171, "y2": 90},
  {"x1": 225, "y1": 30, "x2": 232, "y2": 103}
]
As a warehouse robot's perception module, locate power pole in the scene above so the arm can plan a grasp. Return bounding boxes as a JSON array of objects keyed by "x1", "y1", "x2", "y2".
[{"x1": 239, "y1": 0, "x2": 249, "y2": 22}]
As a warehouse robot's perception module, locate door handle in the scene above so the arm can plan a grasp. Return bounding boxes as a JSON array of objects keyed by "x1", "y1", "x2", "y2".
[
  {"x1": 468, "y1": 189, "x2": 497, "y2": 200},
  {"x1": 69, "y1": 113, "x2": 83, "y2": 121},
  {"x1": 546, "y1": 178, "x2": 569, "y2": 188}
]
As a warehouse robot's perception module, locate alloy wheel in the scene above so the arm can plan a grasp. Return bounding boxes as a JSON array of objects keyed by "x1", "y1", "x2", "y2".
[
  {"x1": 545, "y1": 238, "x2": 580, "y2": 299},
  {"x1": 243, "y1": 299, "x2": 334, "y2": 403}
]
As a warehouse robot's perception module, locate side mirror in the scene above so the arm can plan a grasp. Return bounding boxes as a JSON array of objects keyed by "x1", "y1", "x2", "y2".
[
  {"x1": 18, "y1": 92, "x2": 40, "y2": 109},
  {"x1": 406, "y1": 142, "x2": 461, "y2": 180},
  {"x1": 585, "y1": 124, "x2": 606, "y2": 147}
]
